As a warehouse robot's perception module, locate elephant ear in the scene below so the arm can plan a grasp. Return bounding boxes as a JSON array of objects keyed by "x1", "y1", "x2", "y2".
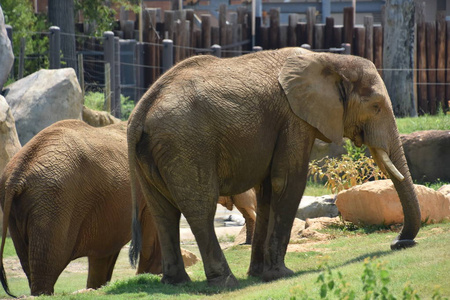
[{"x1": 278, "y1": 53, "x2": 348, "y2": 145}]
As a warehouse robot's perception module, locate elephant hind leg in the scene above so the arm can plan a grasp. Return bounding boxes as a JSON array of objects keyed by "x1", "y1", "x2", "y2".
[{"x1": 87, "y1": 252, "x2": 120, "y2": 289}]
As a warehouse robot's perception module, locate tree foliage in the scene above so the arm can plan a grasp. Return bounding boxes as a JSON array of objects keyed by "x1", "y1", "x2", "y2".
[
  {"x1": 2, "y1": 0, "x2": 49, "y2": 76},
  {"x1": 75, "y1": 0, "x2": 140, "y2": 36}
]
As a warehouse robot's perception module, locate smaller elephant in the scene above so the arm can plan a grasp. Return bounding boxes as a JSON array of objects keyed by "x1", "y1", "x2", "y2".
[
  {"x1": 0, "y1": 120, "x2": 162, "y2": 297},
  {"x1": 218, "y1": 189, "x2": 257, "y2": 244}
]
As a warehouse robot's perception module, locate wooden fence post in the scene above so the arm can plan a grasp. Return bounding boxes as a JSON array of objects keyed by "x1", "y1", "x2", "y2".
[
  {"x1": 343, "y1": 7, "x2": 354, "y2": 50},
  {"x1": 373, "y1": 25, "x2": 383, "y2": 76},
  {"x1": 288, "y1": 14, "x2": 299, "y2": 47},
  {"x1": 77, "y1": 53, "x2": 84, "y2": 99},
  {"x1": 163, "y1": 39, "x2": 174, "y2": 73},
  {"x1": 296, "y1": 22, "x2": 307, "y2": 46},
  {"x1": 269, "y1": 8, "x2": 280, "y2": 49},
  {"x1": 426, "y1": 22, "x2": 437, "y2": 114},
  {"x1": 333, "y1": 25, "x2": 343, "y2": 48},
  {"x1": 103, "y1": 31, "x2": 115, "y2": 115},
  {"x1": 436, "y1": 13, "x2": 446, "y2": 111},
  {"x1": 135, "y1": 42, "x2": 145, "y2": 103},
  {"x1": 306, "y1": 7, "x2": 316, "y2": 46},
  {"x1": 416, "y1": 3, "x2": 428, "y2": 114},
  {"x1": 104, "y1": 62, "x2": 111, "y2": 113},
  {"x1": 49, "y1": 26, "x2": 61, "y2": 69},
  {"x1": 114, "y1": 37, "x2": 121, "y2": 119},
  {"x1": 201, "y1": 14, "x2": 211, "y2": 49},
  {"x1": 353, "y1": 25, "x2": 365, "y2": 57},
  {"x1": 314, "y1": 24, "x2": 324, "y2": 50},
  {"x1": 446, "y1": 20, "x2": 450, "y2": 106},
  {"x1": 324, "y1": 17, "x2": 334, "y2": 49},
  {"x1": 364, "y1": 16, "x2": 374, "y2": 61}
]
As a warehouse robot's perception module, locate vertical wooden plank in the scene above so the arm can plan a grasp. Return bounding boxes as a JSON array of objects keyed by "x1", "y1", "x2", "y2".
[
  {"x1": 353, "y1": 25, "x2": 365, "y2": 57},
  {"x1": 333, "y1": 25, "x2": 343, "y2": 47},
  {"x1": 164, "y1": 10, "x2": 175, "y2": 40},
  {"x1": 279, "y1": 25, "x2": 288, "y2": 48},
  {"x1": 364, "y1": 16, "x2": 373, "y2": 61},
  {"x1": 229, "y1": 12, "x2": 238, "y2": 56},
  {"x1": 343, "y1": 6, "x2": 354, "y2": 46},
  {"x1": 269, "y1": 8, "x2": 280, "y2": 49},
  {"x1": 416, "y1": 3, "x2": 428, "y2": 114},
  {"x1": 426, "y1": 22, "x2": 437, "y2": 114},
  {"x1": 237, "y1": 7, "x2": 249, "y2": 51},
  {"x1": 201, "y1": 14, "x2": 212, "y2": 49},
  {"x1": 324, "y1": 17, "x2": 334, "y2": 49},
  {"x1": 436, "y1": 12, "x2": 446, "y2": 111},
  {"x1": 297, "y1": 22, "x2": 307, "y2": 46},
  {"x1": 446, "y1": 20, "x2": 450, "y2": 108},
  {"x1": 186, "y1": 9, "x2": 195, "y2": 57},
  {"x1": 373, "y1": 25, "x2": 383, "y2": 77},
  {"x1": 219, "y1": 4, "x2": 227, "y2": 48},
  {"x1": 211, "y1": 26, "x2": 220, "y2": 46},
  {"x1": 306, "y1": 7, "x2": 316, "y2": 46},
  {"x1": 288, "y1": 14, "x2": 299, "y2": 47},
  {"x1": 261, "y1": 26, "x2": 269, "y2": 50},
  {"x1": 314, "y1": 24, "x2": 324, "y2": 50}
]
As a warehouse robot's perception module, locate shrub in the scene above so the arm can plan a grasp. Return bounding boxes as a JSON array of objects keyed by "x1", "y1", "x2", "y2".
[
  {"x1": 84, "y1": 91, "x2": 135, "y2": 121},
  {"x1": 309, "y1": 140, "x2": 388, "y2": 194}
]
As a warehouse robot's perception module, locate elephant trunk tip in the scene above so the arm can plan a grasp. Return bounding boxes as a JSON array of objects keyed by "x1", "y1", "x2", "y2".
[{"x1": 390, "y1": 238, "x2": 417, "y2": 251}]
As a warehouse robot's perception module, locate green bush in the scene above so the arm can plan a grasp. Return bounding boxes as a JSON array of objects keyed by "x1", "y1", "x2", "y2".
[{"x1": 84, "y1": 91, "x2": 135, "y2": 121}]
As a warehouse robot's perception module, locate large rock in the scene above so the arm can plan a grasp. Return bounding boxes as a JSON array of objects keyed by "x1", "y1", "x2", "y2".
[
  {"x1": 296, "y1": 195, "x2": 339, "y2": 220},
  {"x1": 5, "y1": 68, "x2": 83, "y2": 145},
  {"x1": 437, "y1": 185, "x2": 450, "y2": 199},
  {"x1": 336, "y1": 180, "x2": 450, "y2": 225},
  {"x1": 0, "y1": 5, "x2": 14, "y2": 91},
  {"x1": 0, "y1": 95, "x2": 20, "y2": 174},
  {"x1": 401, "y1": 130, "x2": 450, "y2": 182}
]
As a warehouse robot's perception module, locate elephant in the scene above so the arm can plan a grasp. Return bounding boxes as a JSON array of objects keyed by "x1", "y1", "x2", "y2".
[
  {"x1": 218, "y1": 189, "x2": 256, "y2": 244},
  {"x1": 0, "y1": 120, "x2": 162, "y2": 296},
  {"x1": 127, "y1": 47, "x2": 421, "y2": 287}
]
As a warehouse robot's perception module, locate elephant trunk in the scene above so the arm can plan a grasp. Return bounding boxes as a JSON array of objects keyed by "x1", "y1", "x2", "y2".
[{"x1": 370, "y1": 135, "x2": 421, "y2": 250}]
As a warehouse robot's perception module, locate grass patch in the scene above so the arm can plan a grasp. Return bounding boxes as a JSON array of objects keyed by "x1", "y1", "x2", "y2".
[
  {"x1": 84, "y1": 92, "x2": 135, "y2": 121},
  {"x1": 304, "y1": 180, "x2": 330, "y2": 196},
  {"x1": 2, "y1": 223, "x2": 448, "y2": 299},
  {"x1": 396, "y1": 111, "x2": 449, "y2": 134}
]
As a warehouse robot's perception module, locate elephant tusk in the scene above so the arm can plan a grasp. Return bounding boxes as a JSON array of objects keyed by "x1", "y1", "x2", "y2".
[{"x1": 375, "y1": 149, "x2": 405, "y2": 182}]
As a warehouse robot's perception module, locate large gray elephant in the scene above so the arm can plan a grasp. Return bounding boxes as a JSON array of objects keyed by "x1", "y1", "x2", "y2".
[
  {"x1": 127, "y1": 48, "x2": 421, "y2": 287},
  {"x1": 0, "y1": 120, "x2": 161, "y2": 296}
]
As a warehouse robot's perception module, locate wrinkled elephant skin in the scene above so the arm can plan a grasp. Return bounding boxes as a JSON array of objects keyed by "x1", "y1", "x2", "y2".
[{"x1": 127, "y1": 48, "x2": 421, "y2": 288}]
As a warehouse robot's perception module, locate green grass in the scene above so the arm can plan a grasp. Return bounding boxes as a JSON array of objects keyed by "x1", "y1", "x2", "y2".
[
  {"x1": 304, "y1": 180, "x2": 331, "y2": 196},
  {"x1": 84, "y1": 92, "x2": 135, "y2": 121},
  {"x1": 2, "y1": 223, "x2": 449, "y2": 299},
  {"x1": 396, "y1": 111, "x2": 450, "y2": 134}
]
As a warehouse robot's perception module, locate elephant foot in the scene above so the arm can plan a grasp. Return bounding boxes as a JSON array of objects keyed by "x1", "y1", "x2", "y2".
[
  {"x1": 207, "y1": 273, "x2": 239, "y2": 288},
  {"x1": 262, "y1": 266, "x2": 294, "y2": 282},
  {"x1": 390, "y1": 239, "x2": 417, "y2": 250},
  {"x1": 161, "y1": 271, "x2": 191, "y2": 285}
]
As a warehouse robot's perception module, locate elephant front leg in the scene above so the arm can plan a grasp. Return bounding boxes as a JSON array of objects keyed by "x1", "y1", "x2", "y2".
[{"x1": 261, "y1": 130, "x2": 313, "y2": 282}]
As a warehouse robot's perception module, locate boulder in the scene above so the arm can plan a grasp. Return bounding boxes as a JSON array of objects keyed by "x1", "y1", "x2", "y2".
[
  {"x1": 82, "y1": 106, "x2": 121, "y2": 127},
  {"x1": 296, "y1": 195, "x2": 339, "y2": 220},
  {"x1": 181, "y1": 248, "x2": 200, "y2": 267},
  {"x1": 5, "y1": 68, "x2": 83, "y2": 145},
  {"x1": 0, "y1": 95, "x2": 21, "y2": 174},
  {"x1": 401, "y1": 131, "x2": 450, "y2": 182},
  {"x1": 0, "y1": 5, "x2": 14, "y2": 90},
  {"x1": 437, "y1": 185, "x2": 450, "y2": 199},
  {"x1": 336, "y1": 180, "x2": 450, "y2": 225}
]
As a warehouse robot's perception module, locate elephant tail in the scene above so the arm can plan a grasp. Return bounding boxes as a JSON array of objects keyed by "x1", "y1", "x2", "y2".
[
  {"x1": 127, "y1": 122, "x2": 143, "y2": 269},
  {"x1": 0, "y1": 184, "x2": 17, "y2": 298}
]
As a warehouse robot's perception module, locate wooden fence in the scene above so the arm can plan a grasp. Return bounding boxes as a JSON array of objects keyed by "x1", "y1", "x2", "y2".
[{"x1": 11, "y1": 4, "x2": 449, "y2": 116}]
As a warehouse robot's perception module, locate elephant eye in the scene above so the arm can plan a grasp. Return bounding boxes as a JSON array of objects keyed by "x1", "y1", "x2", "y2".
[{"x1": 372, "y1": 103, "x2": 381, "y2": 114}]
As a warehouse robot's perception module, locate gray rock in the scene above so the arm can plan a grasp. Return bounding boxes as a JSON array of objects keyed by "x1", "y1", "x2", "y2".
[
  {"x1": 5, "y1": 68, "x2": 83, "y2": 145},
  {"x1": 0, "y1": 95, "x2": 21, "y2": 174},
  {"x1": 296, "y1": 195, "x2": 339, "y2": 220},
  {"x1": 0, "y1": 5, "x2": 14, "y2": 90},
  {"x1": 401, "y1": 131, "x2": 450, "y2": 182}
]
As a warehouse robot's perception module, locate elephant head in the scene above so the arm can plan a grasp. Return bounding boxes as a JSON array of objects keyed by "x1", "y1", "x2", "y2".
[{"x1": 278, "y1": 52, "x2": 421, "y2": 249}]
